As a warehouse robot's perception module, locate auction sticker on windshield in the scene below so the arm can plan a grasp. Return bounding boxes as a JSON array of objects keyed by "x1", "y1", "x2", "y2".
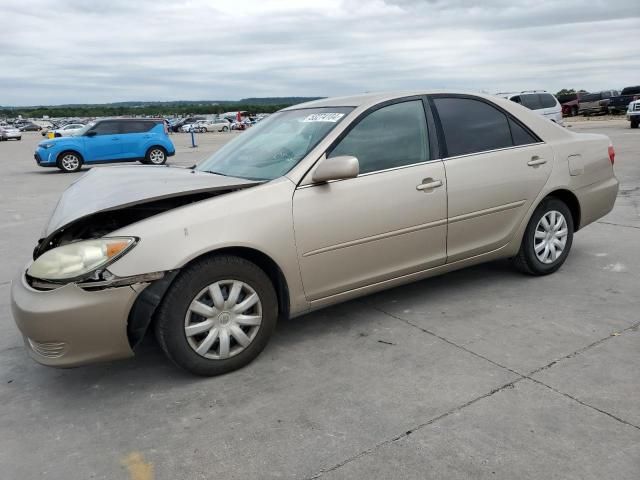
[{"x1": 302, "y1": 113, "x2": 345, "y2": 122}]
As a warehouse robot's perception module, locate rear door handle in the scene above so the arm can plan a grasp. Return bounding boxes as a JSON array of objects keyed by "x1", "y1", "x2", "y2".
[
  {"x1": 416, "y1": 179, "x2": 443, "y2": 191},
  {"x1": 527, "y1": 157, "x2": 546, "y2": 166}
]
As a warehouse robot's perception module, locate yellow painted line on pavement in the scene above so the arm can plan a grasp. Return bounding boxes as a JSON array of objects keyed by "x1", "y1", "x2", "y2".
[{"x1": 122, "y1": 452, "x2": 154, "y2": 480}]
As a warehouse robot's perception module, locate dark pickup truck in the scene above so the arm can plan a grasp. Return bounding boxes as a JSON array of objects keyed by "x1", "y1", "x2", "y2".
[
  {"x1": 609, "y1": 86, "x2": 640, "y2": 114},
  {"x1": 578, "y1": 90, "x2": 619, "y2": 116}
]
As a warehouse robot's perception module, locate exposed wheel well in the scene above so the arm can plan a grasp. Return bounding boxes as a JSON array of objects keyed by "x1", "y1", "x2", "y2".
[
  {"x1": 128, "y1": 247, "x2": 290, "y2": 349},
  {"x1": 546, "y1": 189, "x2": 581, "y2": 230},
  {"x1": 182, "y1": 247, "x2": 290, "y2": 320}
]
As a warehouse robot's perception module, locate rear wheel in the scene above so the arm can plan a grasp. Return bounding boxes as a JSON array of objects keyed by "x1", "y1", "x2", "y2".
[
  {"x1": 513, "y1": 197, "x2": 574, "y2": 275},
  {"x1": 146, "y1": 146, "x2": 167, "y2": 165},
  {"x1": 57, "y1": 151, "x2": 83, "y2": 173},
  {"x1": 155, "y1": 255, "x2": 278, "y2": 376}
]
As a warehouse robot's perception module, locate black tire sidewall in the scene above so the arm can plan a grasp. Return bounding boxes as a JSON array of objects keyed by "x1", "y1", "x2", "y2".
[
  {"x1": 156, "y1": 256, "x2": 278, "y2": 376},
  {"x1": 521, "y1": 198, "x2": 574, "y2": 275}
]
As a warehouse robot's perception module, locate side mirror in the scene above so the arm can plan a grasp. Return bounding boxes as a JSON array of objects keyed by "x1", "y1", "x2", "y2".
[
  {"x1": 312, "y1": 155, "x2": 359, "y2": 183},
  {"x1": 85, "y1": 130, "x2": 97, "y2": 137}
]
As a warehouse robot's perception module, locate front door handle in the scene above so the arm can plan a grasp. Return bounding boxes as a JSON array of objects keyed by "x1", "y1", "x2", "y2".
[
  {"x1": 416, "y1": 179, "x2": 443, "y2": 191},
  {"x1": 527, "y1": 156, "x2": 546, "y2": 166}
]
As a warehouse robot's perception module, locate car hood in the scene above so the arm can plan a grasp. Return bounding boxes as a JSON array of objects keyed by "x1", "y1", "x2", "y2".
[
  {"x1": 38, "y1": 136, "x2": 79, "y2": 146},
  {"x1": 42, "y1": 165, "x2": 260, "y2": 237}
]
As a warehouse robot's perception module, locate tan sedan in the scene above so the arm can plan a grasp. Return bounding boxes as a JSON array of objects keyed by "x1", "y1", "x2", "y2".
[{"x1": 11, "y1": 91, "x2": 618, "y2": 376}]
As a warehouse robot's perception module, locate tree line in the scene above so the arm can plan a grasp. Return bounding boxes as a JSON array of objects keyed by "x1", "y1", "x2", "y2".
[{"x1": 0, "y1": 102, "x2": 299, "y2": 119}]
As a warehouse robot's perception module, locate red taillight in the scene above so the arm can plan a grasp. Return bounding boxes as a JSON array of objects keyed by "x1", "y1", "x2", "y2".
[{"x1": 608, "y1": 144, "x2": 615, "y2": 165}]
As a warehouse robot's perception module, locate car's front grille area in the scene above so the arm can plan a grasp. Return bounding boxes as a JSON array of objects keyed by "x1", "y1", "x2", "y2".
[
  {"x1": 634, "y1": 104, "x2": 640, "y2": 112},
  {"x1": 27, "y1": 339, "x2": 67, "y2": 359}
]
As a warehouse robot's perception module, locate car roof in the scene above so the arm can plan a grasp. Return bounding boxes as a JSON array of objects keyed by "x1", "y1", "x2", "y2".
[{"x1": 283, "y1": 90, "x2": 535, "y2": 111}]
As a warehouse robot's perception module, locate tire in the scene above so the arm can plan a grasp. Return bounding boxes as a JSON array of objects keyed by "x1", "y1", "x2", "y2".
[
  {"x1": 631, "y1": 118, "x2": 639, "y2": 129},
  {"x1": 16, "y1": 137, "x2": 21, "y2": 141},
  {"x1": 222, "y1": 126, "x2": 229, "y2": 132},
  {"x1": 571, "y1": 106, "x2": 578, "y2": 117},
  {"x1": 56, "y1": 151, "x2": 83, "y2": 173},
  {"x1": 145, "y1": 146, "x2": 167, "y2": 165},
  {"x1": 512, "y1": 197, "x2": 574, "y2": 276},
  {"x1": 155, "y1": 255, "x2": 278, "y2": 376}
]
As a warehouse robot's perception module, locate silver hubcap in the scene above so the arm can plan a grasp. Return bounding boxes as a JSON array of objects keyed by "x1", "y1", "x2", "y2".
[
  {"x1": 149, "y1": 149, "x2": 165, "y2": 164},
  {"x1": 534, "y1": 210, "x2": 568, "y2": 264},
  {"x1": 61, "y1": 154, "x2": 79, "y2": 170},
  {"x1": 184, "y1": 280, "x2": 262, "y2": 360}
]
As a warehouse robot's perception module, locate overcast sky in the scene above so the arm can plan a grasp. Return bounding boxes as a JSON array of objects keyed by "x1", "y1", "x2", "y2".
[{"x1": 1, "y1": 0, "x2": 638, "y2": 106}]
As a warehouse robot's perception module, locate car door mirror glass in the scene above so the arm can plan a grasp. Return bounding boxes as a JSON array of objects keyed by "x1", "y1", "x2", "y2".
[{"x1": 312, "y1": 155, "x2": 359, "y2": 183}]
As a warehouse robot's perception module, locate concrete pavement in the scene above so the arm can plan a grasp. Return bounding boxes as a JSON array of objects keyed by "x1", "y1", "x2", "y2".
[{"x1": 0, "y1": 125, "x2": 638, "y2": 479}]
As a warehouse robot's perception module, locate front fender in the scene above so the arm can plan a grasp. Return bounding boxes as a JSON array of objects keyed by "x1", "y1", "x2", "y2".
[{"x1": 106, "y1": 177, "x2": 308, "y2": 316}]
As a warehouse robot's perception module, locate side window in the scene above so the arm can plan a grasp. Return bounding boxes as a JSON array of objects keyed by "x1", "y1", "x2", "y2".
[
  {"x1": 521, "y1": 94, "x2": 542, "y2": 110},
  {"x1": 121, "y1": 121, "x2": 153, "y2": 134},
  {"x1": 539, "y1": 94, "x2": 557, "y2": 109},
  {"x1": 90, "y1": 121, "x2": 120, "y2": 136},
  {"x1": 329, "y1": 100, "x2": 429, "y2": 174},
  {"x1": 509, "y1": 118, "x2": 538, "y2": 146},
  {"x1": 433, "y1": 97, "x2": 513, "y2": 156}
]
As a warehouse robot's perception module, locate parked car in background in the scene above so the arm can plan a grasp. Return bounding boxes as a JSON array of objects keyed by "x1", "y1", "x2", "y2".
[
  {"x1": 0, "y1": 125, "x2": 22, "y2": 141},
  {"x1": 578, "y1": 90, "x2": 619, "y2": 116},
  {"x1": 199, "y1": 119, "x2": 231, "y2": 132},
  {"x1": 51, "y1": 123, "x2": 86, "y2": 137},
  {"x1": 170, "y1": 117, "x2": 205, "y2": 132},
  {"x1": 557, "y1": 92, "x2": 587, "y2": 117},
  {"x1": 498, "y1": 91, "x2": 563, "y2": 124},
  {"x1": 12, "y1": 91, "x2": 618, "y2": 375},
  {"x1": 19, "y1": 122, "x2": 42, "y2": 132},
  {"x1": 626, "y1": 99, "x2": 640, "y2": 128},
  {"x1": 609, "y1": 86, "x2": 640, "y2": 114},
  {"x1": 34, "y1": 118, "x2": 175, "y2": 172}
]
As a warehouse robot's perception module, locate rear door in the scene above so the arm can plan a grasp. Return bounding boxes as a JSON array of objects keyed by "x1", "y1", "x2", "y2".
[
  {"x1": 83, "y1": 120, "x2": 123, "y2": 161},
  {"x1": 431, "y1": 95, "x2": 554, "y2": 262},
  {"x1": 119, "y1": 120, "x2": 155, "y2": 158}
]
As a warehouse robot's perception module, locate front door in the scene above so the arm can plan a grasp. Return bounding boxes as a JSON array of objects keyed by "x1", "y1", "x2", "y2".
[
  {"x1": 84, "y1": 120, "x2": 123, "y2": 161},
  {"x1": 293, "y1": 99, "x2": 447, "y2": 301},
  {"x1": 431, "y1": 95, "x2": 553, "y2": 262}
]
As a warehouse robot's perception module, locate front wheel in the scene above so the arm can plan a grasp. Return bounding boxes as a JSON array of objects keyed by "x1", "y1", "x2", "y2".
[
  {"x1": 155, "y1": 255, "x2": 278, "y2": 376},
  {"x1": 631, "y1": 118, "x2": 639, "y2": 129},
  {"x1": 146, "y1": 147, "x2": 167, "y2": 165},
  {"x1": 57, "y1": 152, "x2": 83, "y2": 173},
  {"x1": 512, "y1": 197, "x2": 574, "y2": 275},
  {"x1": 222, "y1": 126, "x2": 229, "y2": 132}
]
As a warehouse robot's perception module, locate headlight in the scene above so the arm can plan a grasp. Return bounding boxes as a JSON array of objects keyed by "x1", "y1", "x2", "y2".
[
  {"x1": 27, "y1": 237, "x2": 137, "y2": 281},
  {"x1": 41, "y1": 143, "x2": 55, "y2": 149}
]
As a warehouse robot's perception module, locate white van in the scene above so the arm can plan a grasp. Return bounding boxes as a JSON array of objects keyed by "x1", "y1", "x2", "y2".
[{"x1": 497, "y1": 91, "x2": 563, "y2": 125}]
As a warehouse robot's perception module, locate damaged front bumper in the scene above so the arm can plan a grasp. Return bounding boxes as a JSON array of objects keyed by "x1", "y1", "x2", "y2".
[{"x1": 10, "y1": 269, "x2": 151, "y2": 367}]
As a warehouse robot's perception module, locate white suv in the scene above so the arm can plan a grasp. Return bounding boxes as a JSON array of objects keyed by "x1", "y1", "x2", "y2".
[{"x1": 497, "y1": 91, "x2": 563, "y2": 125}]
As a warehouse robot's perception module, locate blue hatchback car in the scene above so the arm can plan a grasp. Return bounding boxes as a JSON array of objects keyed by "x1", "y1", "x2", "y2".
[{"x1": 34, "y1": 118, "x2": 176, "y2": 172}]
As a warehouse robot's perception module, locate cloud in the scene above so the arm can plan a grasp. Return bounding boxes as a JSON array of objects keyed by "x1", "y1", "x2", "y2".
[{"x1": 0, "y1": 0, "x2": 638, "y2": 105}]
